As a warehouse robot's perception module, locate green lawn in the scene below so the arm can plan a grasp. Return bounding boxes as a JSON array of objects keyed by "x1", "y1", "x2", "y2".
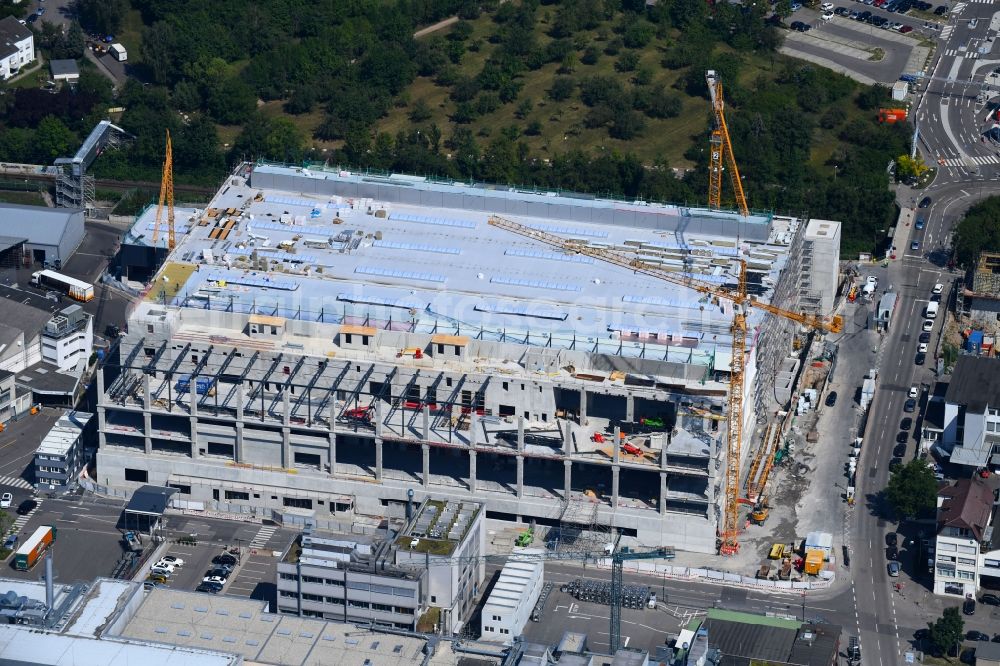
[{"x1": 0, "y1": 190, "x2": 46, "y2": 206}]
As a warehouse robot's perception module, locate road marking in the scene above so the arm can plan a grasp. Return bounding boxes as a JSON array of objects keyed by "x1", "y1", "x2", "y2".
[{"x1": 0, "y1": 475, "x2": 33, "y2": 490}]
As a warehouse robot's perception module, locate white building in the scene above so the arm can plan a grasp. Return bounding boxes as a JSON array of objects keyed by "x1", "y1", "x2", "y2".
[
  {"x1": 933, "y1": 476, "x2": 1000, "y2": 597},
  {"x1": 41, "y1": 304, "x2": 93, "y2": 371},
  {"x1": 34, "y1": 410, "x2": 92, "y2": 490},
  {"x1": 0, "y1": 16, "x2": 34, "y2": 80},
  {"x1": 480, "y1": 547, "x2": 544, "y2": 644},
  {"x1": 798, "y1": 219, "x2": 841, "y2": 316},
  {"x1": 940, "y1": 356, "x2": 1000, "y2": 470}
]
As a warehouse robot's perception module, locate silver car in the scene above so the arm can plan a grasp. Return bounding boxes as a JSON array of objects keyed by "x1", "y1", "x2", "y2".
[{"x1": 887, "y1": 560, "x2": 901, "y2": 577}]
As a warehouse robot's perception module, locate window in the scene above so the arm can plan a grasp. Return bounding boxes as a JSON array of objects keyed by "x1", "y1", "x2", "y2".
[
  {"x1": 280, "y1": 590, "x2": 299, "y2": 598},
  {"x1": 345, "y1": 334, "x2": 353, "y2": 344},
  {"x1": 502, "y1": 382, "x2": 508, "y2": 391},
  {"x1": 124, "y1": 468, "x2": 148, "y2": 482},
  {"x1": 283, "y1": 497, "x2": 313, "y2": 509},
  {"x1": 147, "y1": 324, "x2": 154, "y2": 333},
  {"x1": 453, "y1": 345, "x2": 461, "y2": 355},
  {"x1": 437, "y1": 344, "x2": 445, "y2": 354},
  {"x1": 446, "y1": 378, "x2": 452, "y2": 387},
  {"x1": 957, "y1": 569, "x2": 975, "y2": 580},
  {"x1": 362, "y1": 335, "x2": 369, "y2": 346},
  {"x1": 430, "y1": 596, "x2": 436, "y2": 603},
  {"x1": 280, "y1": 573, "x2": 297, "y2": 581},
  {"x1": 225, "y1": 490, "x2": 250, "y2": 501},
  {"x1": 958, "y1": 558, "x2": 976, "y2": 566},
  {"x1": 937, "y1": 565, "x2": 956, "y2": 577}
]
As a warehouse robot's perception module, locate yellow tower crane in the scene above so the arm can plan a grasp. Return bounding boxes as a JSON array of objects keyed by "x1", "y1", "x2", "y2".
[
  {"x1": 152, "y1": 129, "x2": 175, "y2": 251},
  {"x1": 706, "y1": 70, "x2": 749, "y2": 218},
  {"x1": 487, "y1": 215, "x2": 842, "y2": 555}
]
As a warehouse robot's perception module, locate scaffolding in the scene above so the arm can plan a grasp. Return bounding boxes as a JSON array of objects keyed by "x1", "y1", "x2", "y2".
[{"x1": 54, "y1": 120, "x2": 132, "y2": 210}]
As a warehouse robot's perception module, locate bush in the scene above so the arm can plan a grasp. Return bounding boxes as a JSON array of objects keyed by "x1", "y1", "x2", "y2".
[{"x1": 549, "y1": 77, "x2": 576, "y2": 101}]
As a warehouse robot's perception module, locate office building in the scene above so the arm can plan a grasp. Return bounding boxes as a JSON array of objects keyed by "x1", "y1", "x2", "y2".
[{"x1": 34, "y1": 410, "x2": 93, "y2": 490}]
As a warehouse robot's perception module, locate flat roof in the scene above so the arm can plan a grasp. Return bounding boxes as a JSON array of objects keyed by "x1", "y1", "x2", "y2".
[
  {"x1": 119, "y1": 588, "x2": 431, "y2": 666},
  {"x1": 49, "y1": 59, "x2": 80, "y2": 77},
  {"x1": 16, "y1": 361, "x2": 81, "y2": 396},
  {"x1": 483, "y1": 548, "x2": 543, "y2": 614},
  {"x1": 946, "y1": 355, "x2": 1000, "y2": 413},
  {"x1": 36, "y1": 410, "x2": 91, "y2": 456},
  {"x1": 125, "y1": 485, "x2": 177, "y2": 516},
  {"x1": 135, "y1": 164, "x2": 798, "y2": 355}
]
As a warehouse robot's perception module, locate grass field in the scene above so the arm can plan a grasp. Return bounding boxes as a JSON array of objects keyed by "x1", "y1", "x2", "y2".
[{"x1": 0, "y1": 190, "x2": 47, "y2": 206}]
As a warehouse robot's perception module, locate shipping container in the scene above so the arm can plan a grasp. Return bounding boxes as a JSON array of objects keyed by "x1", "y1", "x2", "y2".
[
  {"x1": 175, "y1": 374, "x2": 216, "y2": 395},
  {"x1": 14, "y1": 525, "x2": 56, "y2": 571}
]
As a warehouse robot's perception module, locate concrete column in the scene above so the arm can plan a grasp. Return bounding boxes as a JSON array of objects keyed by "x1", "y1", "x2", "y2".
[
  {"x1": 564, "y1": 460, "x2": 572, "y2": 500},
  {"x1": 611, "y1": 465, "x2": 620, "y2": 508},
  {"x1": 374, "y1": 437, "x2": 383, "y2": 480},
  {"x1": 516, "y1": 455, "x2": 524, "y2": 499},
  {"x1": 517, "y1": 416, "x2": 525, "y2": 451},
  {"x1": 236, "y1": 384, "x2": 245, "y2": 422},
  {"x1": 469, "y1": 412, "x2": 478, "y2": 446},
  {"x1": 468, "y1": 450, "x2": 477, "y2": 493},
  {"x1": 422, "y1": 405, "x2": 430, "y2": 441},
  {"x1": 659, "y1": 471, "x2": 668, "y2": 514},
  {"x1": 328, "y1": 402, "x2": 337, "y2": 477},
  {"x1": 143, "y1": 411, "x2": 152, "y2": 455},
  {"x1": 282, "y1": 389, "x2": 291, "y2": 427},
  {"x1": 579, "y1": 388, "x2": 587, "y2": 426},
  {"x1": 421, "y1": 443, "x2": 429, "y2": 488},
  {"x1": 189, "y1": 383, "x2": 199, "y2": 459},
  {"x1": 375, "y1": 400, "x2": 384, "y2": 437},
  {"x1": 235, "y1": 422, "x2": 244, "y2": 464},
  {"x1": 281, "y1": 427, "x2": 290, "y2": 468},
  {"x1": 626, "y1": 393, "x2": 635, "y2": 422},
  {"x1": 613, "y1": 427, "x2": 620, "y2": 464},
  {"x1": 142, "y1": 373, "x2": 151, "y2": 410},
  {"x1": 660, "y1": 438, "x2": 668, "y2": 470},
  {"x1": 562, "y1": 420, "x2": 571, "y2": 456}
]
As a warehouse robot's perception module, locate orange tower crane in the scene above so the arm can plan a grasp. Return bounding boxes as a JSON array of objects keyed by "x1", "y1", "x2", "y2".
[
  {"x1": 706, "y1": 70, "x2": 749, "y2": 218},
  {"x1": 487, "y1": 215, "x2": 841, "y2": 555},
  {"x1": 152, "y1": 129, "x2": 175, "y2": 251}
]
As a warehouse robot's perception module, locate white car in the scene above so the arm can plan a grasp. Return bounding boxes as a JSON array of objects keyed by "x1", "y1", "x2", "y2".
[
  {"x1": 922, "y1": 320, "x2": 934, "y2": 332},
  {"x1": 821, "y1": 10, "x2": 834, "y2": 19},
  {"x1": 0, "y1": 493, "x2": 11, "y2": 508},
  {"x1": 154, "y1": 559, "x2": 181, "y2": 569},
  {"x1": 202, "y1": 575, "x2": 226, "y2": 585},
  {"x1": 932, "y1": 283, "x2": 944, "y2": 295},
  {"x1": 866, "y1": 275, "x2": 878, "y2": 288},
  {"x1": 918, "y1": 342, "x2": 928, "y2": 353},
  {"x1": 158, "y1": 556, "x2": 185, "y2": 566},
  {"x1": 908, "y1": 385, "x2": 919, "y2": 399},
  {"x1": 821, "y1": 1, "x2": 835, "y2": 8}
]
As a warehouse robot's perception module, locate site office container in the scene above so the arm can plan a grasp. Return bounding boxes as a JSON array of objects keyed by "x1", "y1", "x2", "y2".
[{"x1": 14, "y1": 525, "x2": 56, "y2": 571}]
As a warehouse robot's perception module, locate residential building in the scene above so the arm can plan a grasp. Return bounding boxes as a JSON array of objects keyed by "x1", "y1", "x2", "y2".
[
  {"x1": 34, "y1": 410, "x2": 93, "y2": 490},
  {"x1": 41, "y1": 304, "x2": 94, "y2": 371},
  {"x1": 275, "y1": 498, "x2": 484, "y2": 633},
  {"x1": 0, "y1": 16, "x2": 34, "y2": 80},
  {"x1": 0, "y1": 204, "x2": 85, "y2": 266},
  {"x1": 480, "y1": 547, "x2": 544, "y2": 644},
  {"x1": 940, "y1": 356, "x2": 1000, "y2": 470},
  {"x1": 933, "y1": 475, "x2": 1000, "y2": 597},
  {"x1": 96, "y1": 163, "x2": 839, "y2": 554}
]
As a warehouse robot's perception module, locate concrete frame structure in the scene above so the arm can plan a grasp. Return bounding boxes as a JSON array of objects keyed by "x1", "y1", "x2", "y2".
[{"x1": 96, "y1": 163, "x2": 837, "y2": 554}]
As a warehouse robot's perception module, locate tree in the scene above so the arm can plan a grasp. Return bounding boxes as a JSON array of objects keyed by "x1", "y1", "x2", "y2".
[
  {"x1": 928, "y1": 607, "x2": 964, "y2": 656},
  {"x1": 34, "y1": 116, "x2": 76, "y2": 161},
  {"x1": 549, "y1": 77, "x2": 575, "y2": 101},
  {"x1": 408, "y1": 99, "x2": 432, "y2": 123},
  {"x1": 172, "y1": 80, "x2": 202, "y2": 112},
  {"x1": 954, "y1": 195, "x2": 1000, "y2": 267},
  {"x1": 896, "y1": 154, "x2": 928, "y2": 180},
  {"x1": 885, "y1": 459, "x2": 937, "y2": 519},
  {"x1": 207, "y1": 76, "x2": 257, "y2": 125},
  {"x1": 77, "y1": 0, "x2": 128, "y2": 34}
]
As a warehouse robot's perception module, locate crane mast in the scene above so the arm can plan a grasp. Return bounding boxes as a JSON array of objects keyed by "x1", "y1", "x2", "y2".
[
  {"x1": 152, "y1": 129, "x2": 175, "y2": 251},
  {"x1": 706, "y1": 70, "x2": 749, "y2": 218},
  {"x1": 487, "y1": 215, "x2": 841, "y2": 554}
]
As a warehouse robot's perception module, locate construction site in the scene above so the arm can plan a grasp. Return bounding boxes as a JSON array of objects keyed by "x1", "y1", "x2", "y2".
[{"x1": 99, "y1": 75, "x2": 843, "y2": 556}]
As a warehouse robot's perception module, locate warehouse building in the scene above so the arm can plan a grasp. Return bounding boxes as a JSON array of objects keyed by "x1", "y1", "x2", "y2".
[
  {"x1": 94, "y1": 163, "x2": 840, "y2": 554},
  {"x1": 480, "y1": 547, "x2": 544, "y2": 644},
  {"x1": 0, "y1": 203, "x2": 85, "y2": 266}
]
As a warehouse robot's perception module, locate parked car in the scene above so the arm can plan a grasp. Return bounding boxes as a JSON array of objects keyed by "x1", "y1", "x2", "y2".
[
  {"x1": 202, "y1": 575, "x2": 226, "y2": 585},
  {"x1": 922, "y1": 319, "x2": 934, "y2": 332},
  {"x1": 918, "y1": 342, "x2": 928, "y2": 353},
  {"x1": 934, "y1": 5, "x2": 948, "y2": 14},
  {"x1": 915, "y1": 352, "x2": 926, "y2": 365},
  {"x1": 159, "y1": 555, "x2": 185, "y2": 566},
  {"x1": 896, "y1": 431, "x2": 909, "y2": 444},
  {"x1": 212, "y1": 553, "x2": 238, "y2": 566},
  {"x1": 821, "y1": 2, "x2": 834, "y2": 8},
  {"x1": 147, "y1": 573, "x2": 168, "y2": 584},
  {"x1": 887, "y1": 545, "x2": 899, "y2": 560},
  {"x1": 919, "y1": 332, "x2": 931, "y2": 343},
  {"x1": 16, "y1": 499, "x2": 37, "y2": 515},
  {"x1": 968, "y1": 630, "x2": 991, "y2": 641},
  {"x1": 889, "y1": 457, "x2": 903, "y2": 471},
  {"x1": 3, "y1": 534, "x2": 18, "y2": 550},
  {"x1": 206, "y1": 568, "x2": 231, "y2": 579},
  {"x1": 893, "y1": 443, "x2": 907, "y2": 457},
  {"x1": 914, "y1": 628, "x2": 929, "y2": 640},
  {"x1": 963, "y1": 598, "x2": 976, "y2": 615},
  {"x1": 933, "y1": 282, "x2": 944, "y2": 294},
  {"x1": 904, "y1": 398, "x2": 916, "y2": 413},
  {"x1": 886, "y1": 533, "x2": 898, "y2": 547},
  {"x1": 887, "y1": 560, "x2": 901, "y2": 576},
  {"x1": 821, "y1": 10, "x2": 834, "y2": 19},
  {"x1": 900, "y1": 417, "x2": 912, "y2": 430},
  {"x1": 981, "y1": 593, "x2": 1000, "y2": 606},
  {"x1": 0, "y1": 493, "x2": 11, "y2": 509},
  {"x1": 196, "y1": 582, "x2": 221, "y2": 594},
  {"x1": 154, "y1": 559, "x2": 182, "y2": 570},
  {"x1": 149, "y1": 568, "x2": 172, "y2": 578},
  {"x1": 899, "y1": 24, "x2": 913, "y2": 32},
  {"x1": 826, "y1": 391, "x2": 838, "y2": 407}
]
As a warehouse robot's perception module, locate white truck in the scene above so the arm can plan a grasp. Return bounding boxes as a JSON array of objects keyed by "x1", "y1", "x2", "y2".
[
  {"x1": 925, "y1": 301, "x2": 939, "y2": 318},
  {"x1": 109, "y1": 43, "x2": 127, "y2": 62}
]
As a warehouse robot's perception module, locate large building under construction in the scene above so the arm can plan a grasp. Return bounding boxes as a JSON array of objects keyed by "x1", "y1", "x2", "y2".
[{"x1": 96, "y1": 163, "x2": 840, "y2": 553}]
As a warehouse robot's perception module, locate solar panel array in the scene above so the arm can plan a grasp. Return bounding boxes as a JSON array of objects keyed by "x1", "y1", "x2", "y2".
[
  {"x1": 504, "y1": 248, "x2": 595, "y2": 264},
  {"x1": 252, "y1": 220, "x2": 338, "y2": 236},
  {"x1": 264, "y1": 195, "x2": 324, "y2": 208},
  {"x1": 490, "y1": 275, "x2": 581, "y2": 292},
  {"x1": 524, "y1": 222, "x2": 608, "y2": 239},
  {"x1": 390, "y1": 212, "x2": 477, "y2": 229},
  {"x1": 144, "y1": 222, "x2": 191, "y2": 234},
  {"x1": 474, "y1": 302, "x2": 568, "y2": 321},
  {"x1": 355, "y1": 266, "x2": 447, "y2": 283},
  {"x1": 623, "y1": 294, "x2": 701, "y2": 308},
  {"x1": 372, "y1": 240, "x2": 462, "y2": 255},
  {"x1": 338, "y1": 293, "x2": 427, "y2": 309},
  {"x1": 204, "y1": 272, "x2": 300, "y2": 291}
]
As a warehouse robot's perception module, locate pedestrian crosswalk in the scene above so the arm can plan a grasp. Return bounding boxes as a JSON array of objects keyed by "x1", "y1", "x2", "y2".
[
  {"x1": 951, "y1": 1, "x2": 966, "y2": 8},
  {"x1": 11, "y1": 500, "x2": 42, "y2": 532},
  {"x1": 944, "y1": 49, "x2": 980, "y2": 58},
  {"x1": 249, "y1": 525, "x2": 278, "y2": 549},
  {"x1": 968, "y1": 0, "x2": 990, "y2": 5},
  {"x1": 940, "y1": 25, "x2": 954, "y2": 40},
  {"x1": 940, "y1": 154, "x2": 1000, "y2": 166},
  {"x1": 0, "y1": 475, "x2": 33, "y2": 491}
]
